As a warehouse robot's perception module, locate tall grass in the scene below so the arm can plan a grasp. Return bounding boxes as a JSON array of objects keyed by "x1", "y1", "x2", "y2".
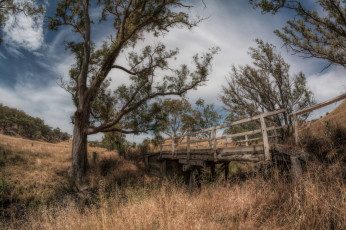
[
  {"x1": 2, "y1": 161, "x2": 344, "y2": 230},
  {"x1": 1, "y1": 132, "x2": 345, "y2": 230}
]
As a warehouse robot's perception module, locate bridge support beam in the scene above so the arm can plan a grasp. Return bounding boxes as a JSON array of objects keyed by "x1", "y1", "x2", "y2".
[{"x1": 224, "y1": 162, "x2": 229, "y2": 180}]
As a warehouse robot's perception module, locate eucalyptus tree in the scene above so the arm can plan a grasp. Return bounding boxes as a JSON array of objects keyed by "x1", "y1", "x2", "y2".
[
  {"x1": 221, "y1": 39, "x2": 314, "y2": 130},
  {"x1": 158, "y1": 98, "x2": 195, "y2": 142},
  {"x1": 49, "y1": 0, "x2": 218, "y2": 182},
  {"x1": 0, "y1": 0, "x2": 44, "y2": 44},
  {"x1": 250, "y1": 0, "x2": 346, "y2": 69},
  {"x1": 192, "y1": 98, "x2": 222, "y2": 144}
]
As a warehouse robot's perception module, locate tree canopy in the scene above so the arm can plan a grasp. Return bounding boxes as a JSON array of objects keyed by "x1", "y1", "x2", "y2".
[
  {"x1": 49, "y1": 0, "x2": 219, "y2": 181},
  {"x1": 250, "y1": 0, "x2": 346, "y2": 69},
  {"x1": 221, "y1": 39, "x2": 314, "y2": 130},
  {"x1": 0, "y1": 104, "x2": 70, "y2": 142},
  {"x1": 0, "y1": 0, "x2": 44, "y2": 44}
]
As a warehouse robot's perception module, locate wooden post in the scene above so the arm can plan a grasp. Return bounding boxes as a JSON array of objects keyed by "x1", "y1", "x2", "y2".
[
  {"x1": 225, "y1": 138, "x2": 228, "y2": 148},
  {"x1": 187, "y1": 135, "x2": 191, "y2": 165},
  {"x1": 245, "y1": 135, "x2": 249, "y2": 146},
  {"x1": 293, "y1": 113, "x2": 299, "y2": 145},
  {"x1": 274, "y1": 129, "x2": 278, "y2": 144},
  {"x1": 260, "y1": 114, "x2": 271, "y2": 161},
  {"x1": 171, "y1": 136, "x2": 175, "y2": 159},
  {"x1": 224, "y1": 162, "x2": 229, "y2": 180},
  {"x1": 210, "y1": 162, "x2": 216, "y2": 179},
  {"x1": 92, "y1": 152, "x2": 98, "y2": 166},
  {"x1": 160, "y1": 160, "x2": 167, "y2": 177},
  {"x1": 212, "y1": 128, "x2": 217, "y2": 162},
  {"x1": 290, "y1": 156, "x2": 302, "y2": 181},
  {"x1": 159, "y1": 142, "x2": 163, "y2": 158}
]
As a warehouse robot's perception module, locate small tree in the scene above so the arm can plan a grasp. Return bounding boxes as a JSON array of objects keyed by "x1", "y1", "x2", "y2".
[
  {"x1": 192, "y1": 98, "x2": 222, "y2": 144},
  {"x1": 49, "y1": 0, "x2": 219, "y2": 182},
  {"x1": 158, "y1": 98, "x2": 195, "y2": 142},
  {"x1": 221, "y1": 39, "x2": 314, "y2": 131},
  {"x1": 250, "y1": 0, "x2": 346, "y2": 69}
]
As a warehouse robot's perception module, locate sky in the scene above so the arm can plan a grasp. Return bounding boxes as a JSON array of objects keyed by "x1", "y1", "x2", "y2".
[{"x1": 0, "y1": 0, "x2": 345, "y2": 143}]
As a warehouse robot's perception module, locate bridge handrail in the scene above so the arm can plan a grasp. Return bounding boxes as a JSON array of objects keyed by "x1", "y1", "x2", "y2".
[{"x1": 159, "y1": 93, "x2": 346, "y2": 161}]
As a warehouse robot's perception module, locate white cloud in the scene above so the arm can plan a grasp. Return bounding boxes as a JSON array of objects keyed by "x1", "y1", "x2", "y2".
[
  {"x1": 308, "y1": 67, "x2": 346, "y2": 102},
  {"x1": 0, "y1": 79, "x2": 75, "y2": 134},
  {"x1": 3, "y1": 11, "x2": 44, "y2": 51}
]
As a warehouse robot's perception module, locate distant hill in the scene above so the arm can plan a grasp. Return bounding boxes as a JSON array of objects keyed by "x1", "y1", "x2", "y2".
[
  {"x1": 0, "y1": 104, "x2": 70, "y2": 142},
  {"x1": 302, "y1": 100, "x2": 346, "y2": 135}
]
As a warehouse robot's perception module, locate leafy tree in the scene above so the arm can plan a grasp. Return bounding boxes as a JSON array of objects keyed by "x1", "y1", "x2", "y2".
[
  {"x1": 220, "y1": 39, "x2": 314, "y2": 132},
  {"x1": 0, "y1": 0, "x2": 45, "y2": 44},
  {"x1": 158, "y1": 98, "x2": 195, "y2": 142},
  {"x1": 250, "y1": 0, "x2": 346, "y2": 69},
  {"x1": 193, "y1": 98, "x2": 222, "y2": 132},
  {"x1": 49, "y1": 0, "x2": 219, "y2": 182},
  {"x1": 0, "y1": 104, "x2": 70, "y2": 142},
  {"x1": 192, "y1": 98, "x2": 222, "y2": 144}
]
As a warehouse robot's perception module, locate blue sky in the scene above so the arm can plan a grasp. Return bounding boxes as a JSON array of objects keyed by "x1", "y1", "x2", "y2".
[{"x1": 0, "y1": 0, "x2": 345, "y2": 143}]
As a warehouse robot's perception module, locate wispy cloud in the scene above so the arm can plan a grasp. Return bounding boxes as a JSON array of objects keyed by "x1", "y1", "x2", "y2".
[{"x1": 3, "y1": 11, "x2": 44, "y2": 52}]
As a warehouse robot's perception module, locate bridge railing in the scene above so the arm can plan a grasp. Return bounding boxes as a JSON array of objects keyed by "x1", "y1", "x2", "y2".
[
  {"x1": 160, "y1": 108, "x2": 288, "y2": 162},
  {"x1": 159, "y1": 93, "x2": 346, "y2": 162},
  {"x1": 290, "y1": 93, "x2": 346, "y2": 145}
]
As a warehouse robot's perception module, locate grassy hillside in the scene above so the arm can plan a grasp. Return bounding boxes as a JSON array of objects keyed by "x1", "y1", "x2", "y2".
[{"x1": 0, "y1": 104, "x2": 70, "y2": 142}]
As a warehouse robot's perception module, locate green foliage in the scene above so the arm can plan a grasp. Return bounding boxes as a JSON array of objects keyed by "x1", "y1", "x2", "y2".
[
  {"x1": 0, "y1": 0, "x2": 45, "y2": 45},
  {"x1": 101, "y1": 130, "x2": 130, "y2": 156},
  {"x1": 221, "y1": 39, "x2": 314, "y2": 134},
  {"x1": 50, "y1": 0, "x2": 219, "y2": 136},
  {"x1": 250, "y1": 0, "x2": 346, "y2": 68},
  {"x1": 157, "y1": 98, "x2": 194, "y2": 140},
  {"x1": 0, "y1": 104, "x2": 71, "y2": 142},
  {"x1": 192, "y1": 98, "x2": 222, "y2": 138}
]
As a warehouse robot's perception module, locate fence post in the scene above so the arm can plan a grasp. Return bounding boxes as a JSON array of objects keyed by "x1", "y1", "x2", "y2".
[
  {"x1": 171, "y1": 135, "x2": 175, "y2": 159},
  {"x1": 212, "y1": 128, "x2": 217, "y2": 162},
  {"x1": 245, "y1": 135, "x2": 249, "y2": 146},
  {"x1": 274, "y1": 129, "x2": 278, "y2": 144},
  {"x1": 159, "y1": 142, "x2": 163, "y2": 158},
  {"x1": 293, "y1": 113, "x2": 299, "y2": 145},
  {"x1": 187, "y1": 134, "x2": 191, "y2": 165},
  {"x1": 260, "y1": 114, "x2": 271, "y2": 161}
]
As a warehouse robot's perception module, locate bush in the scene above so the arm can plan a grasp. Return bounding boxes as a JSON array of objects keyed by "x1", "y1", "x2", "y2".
[{"x1": 301, "y1": 121, "x2": 346, "y2": 163}]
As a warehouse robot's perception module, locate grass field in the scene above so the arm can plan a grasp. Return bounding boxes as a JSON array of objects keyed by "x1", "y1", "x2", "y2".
[{"x1": 0, "y1": 102, "x2": 345, "y2": 229}]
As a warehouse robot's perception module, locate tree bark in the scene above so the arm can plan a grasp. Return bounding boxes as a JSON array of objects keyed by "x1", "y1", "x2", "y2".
[{"x1": 71, "y1": 111, "x2": 89, "y2": 183}]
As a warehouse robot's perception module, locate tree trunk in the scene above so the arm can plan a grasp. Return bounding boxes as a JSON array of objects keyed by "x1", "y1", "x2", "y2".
[{"x1": 71, "y1": 111, "x2": 89, "y2": 183}]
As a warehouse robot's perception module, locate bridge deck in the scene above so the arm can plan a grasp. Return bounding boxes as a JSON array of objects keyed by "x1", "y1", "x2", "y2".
[{"x1": 159, "y1": 145, "x2": 265, "y2": 163}]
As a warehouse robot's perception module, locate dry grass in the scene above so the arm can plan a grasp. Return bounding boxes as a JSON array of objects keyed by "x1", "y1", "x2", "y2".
[
  {"x1": 4, "y1": 162, "x2": 344, "y2": 230},
  {"x1": 1, "y1": 116, "x2": 346, "y2": 230}
]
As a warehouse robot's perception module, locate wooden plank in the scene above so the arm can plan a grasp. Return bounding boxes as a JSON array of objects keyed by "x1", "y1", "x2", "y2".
[
  {"x1": 172, "y1": 136, "x2": 175, "y2": 159},
  {"x1": 187, "y1": 109, "x2": 286, "y2": 136},
  {"x1": 236, "y1": 137, "x2": 261, "y2": 143},
  {"x1": 212, "y1": 128, "x2": 217, "y2": 162},
  {"x1": 245, "y1": 135, "x2": 249, "y2": 146},
  {"x1": 179, "y1": 159, "x2": 205, "y2": 167},
  {"x1": 218, "y1": 125, "x2": 287, "y2": 140},
  {"x1": 187, "y1": 135, "x2": 191, "y2": 164},
  {"x1": 218, "y1": 154, "x2": 264, "y2": 162},
  {"x1": 260, "y1": 114, "x2": 271, "y2": 161},
  {"x1": 291, "y1": 93, "x2": 346, "y2": 116},
  {"x1": 219, "y1": 145, "x2": 264, "y2": 155},
  {"x1": 190, "y1": 154, "x2": 214, "y2": 161}
]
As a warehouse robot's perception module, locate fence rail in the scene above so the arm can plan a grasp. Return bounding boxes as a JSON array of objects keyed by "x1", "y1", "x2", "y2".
[{"x1": 158, "y1": 93, "x2": 346, "y2": 161}]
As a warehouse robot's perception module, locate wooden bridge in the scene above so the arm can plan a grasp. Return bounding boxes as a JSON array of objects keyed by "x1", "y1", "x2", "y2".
[{"x1": 145, "y1": 93, "x2": 346, "y2": 186}]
